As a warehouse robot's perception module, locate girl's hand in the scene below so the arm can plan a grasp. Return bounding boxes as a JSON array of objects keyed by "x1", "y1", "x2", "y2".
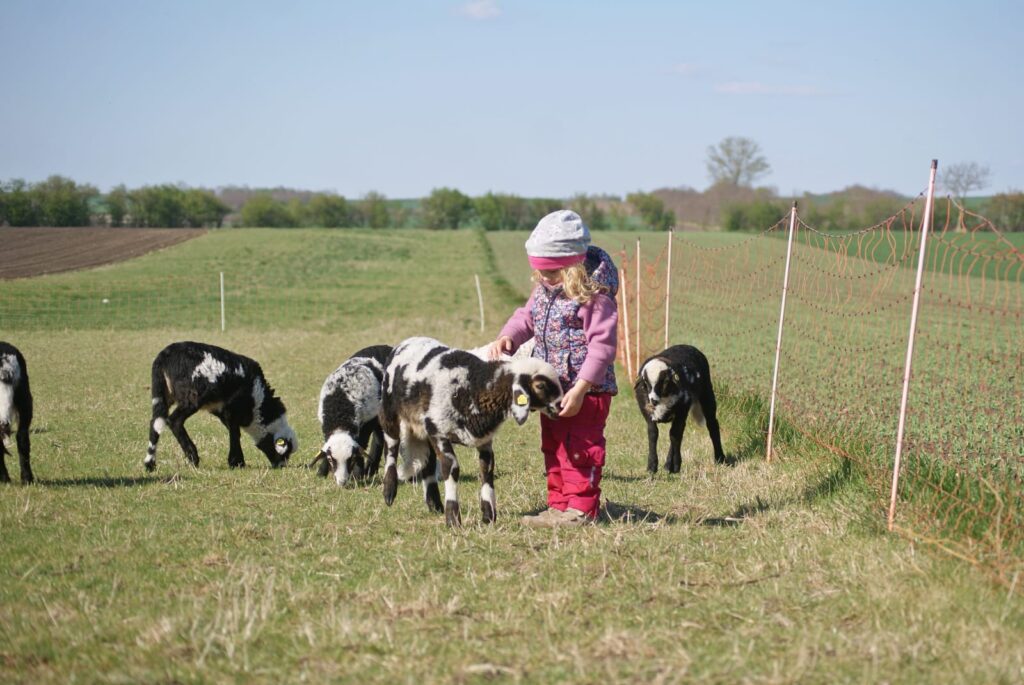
[
  {"x1": 558, "y1": 380, "x2": 592, "y2": 418},
  {"x1": 489, "y1": 336, "x2": 513, "y2": 360}
]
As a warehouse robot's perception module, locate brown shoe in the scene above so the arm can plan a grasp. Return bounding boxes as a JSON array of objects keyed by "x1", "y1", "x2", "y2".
[{"x1": 521, "y1": 508, "x2": 565, "y2": 528}]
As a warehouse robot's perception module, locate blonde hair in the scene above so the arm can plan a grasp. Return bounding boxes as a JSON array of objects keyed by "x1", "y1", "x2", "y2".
[{"x1": 532, "y1": 262, "x2": 605, "y2": 304}]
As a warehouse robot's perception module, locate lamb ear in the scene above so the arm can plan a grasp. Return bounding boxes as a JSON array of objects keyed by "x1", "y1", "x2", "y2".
[{"x1": 511, "y1": 384, "x2": 530, "y2": 426}]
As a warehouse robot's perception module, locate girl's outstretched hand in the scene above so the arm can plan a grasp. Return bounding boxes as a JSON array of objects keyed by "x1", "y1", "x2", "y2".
[
  {"x1": 558, "y1": 380, "x2": 592, "y2": 418},
  {"x1": 488, "y1": 336, "x2": 513, "y2": 360}
]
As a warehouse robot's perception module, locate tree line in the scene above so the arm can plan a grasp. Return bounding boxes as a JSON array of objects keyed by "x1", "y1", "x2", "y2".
[
  {"x1": 0, "y1": 176, "x2": 679, "y2": 231},
  {"x1": 4, "y1": 137, "x2": 1022, "y2": 232}
]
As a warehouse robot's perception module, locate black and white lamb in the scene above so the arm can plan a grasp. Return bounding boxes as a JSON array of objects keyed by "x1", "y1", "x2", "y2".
[
  {"x1": 0, "y1": 342, "x2": 34, "y2": 484},
  {"x1": 145, "y1": 341, "x2": 297, "y2": 471},
  {"x1": 634, "y1": 344, "x2": 727, "y2": 473},
  {"x1": 380, "y1": 336, "x2": 563, "y2": 527},
  {"x1": 310, "y1": 344, "x2": 392, "y2": 486}
]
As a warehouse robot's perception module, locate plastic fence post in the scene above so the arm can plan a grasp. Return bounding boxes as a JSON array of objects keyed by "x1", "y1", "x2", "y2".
[
  {"x1": 888, "y1": 160, "x2": 939, "y2": 531},
  {"x1": 475, "y1": 273, "x2": 485, "y2": 333},
  {"x1": 664, "y1": 229, "x2": 673, "y2": 351},
  {"x1": 220, "y1": 272, "x2": 226, "y2": 332},
  {"x1": 766, "y1": 202, "x2": 798, "y2": 463},
  {"x1": 635, "y1": 238, "x2": 641, "y2": 366},
  {"x1": 620, "y1": 266, "x2": 633, "y2": 381}
]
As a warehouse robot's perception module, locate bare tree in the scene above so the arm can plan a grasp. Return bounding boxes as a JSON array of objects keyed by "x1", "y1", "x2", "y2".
[
  {"x1": 705, "y1": 136, "x2": 771, "y2": 187},
  {"x1": 941, "y1": 161, "x2": 991, "y2": 201}
]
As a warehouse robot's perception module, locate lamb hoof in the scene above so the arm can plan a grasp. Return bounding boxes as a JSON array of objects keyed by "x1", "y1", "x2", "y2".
[
  {"x1": 445, "y1": 501, "x2": 462, "y2": 527},
  {"x1": 143, "y1": 460, "x2": 156, "y2": 473},
  {"x1": 480, "y1": 500, "x2": 496, "y2": 524},
  {"x1": 383, "y1": 466, "x2": 398, "y2": 506},
  {"x1": 425, "y1": 483, "x2": 443, "y2": 513}
]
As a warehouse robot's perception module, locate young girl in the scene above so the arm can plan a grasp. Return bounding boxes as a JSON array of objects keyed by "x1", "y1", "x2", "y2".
[{"x1": 489, "y1": 209, "x2": 618, "y2": 527}]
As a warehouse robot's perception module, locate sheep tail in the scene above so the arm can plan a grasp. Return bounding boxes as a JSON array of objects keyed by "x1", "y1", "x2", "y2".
[{"x1": 150, "y1": 360, "x2": 169, "y2": 426}]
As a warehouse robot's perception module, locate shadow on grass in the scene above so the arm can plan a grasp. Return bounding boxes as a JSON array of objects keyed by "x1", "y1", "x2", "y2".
[
  {"x1": 728, "y1": 430, "x2": 766, "y2": 465},
  {"x1": 39, "y1": 475, "x2": 165, "y2": 488},
  {"x1": 602, "y1": 501, "x2": 674, "y2": 525},
  {"x1": 601, "y1": 471, "x2": 654, "y2": 483},
  {"x1": 699, "y1": 457, "x2": 860, "y2": 527},
  {"x1": 801, "y1": 457, "x2": 857, "y2": 504}
]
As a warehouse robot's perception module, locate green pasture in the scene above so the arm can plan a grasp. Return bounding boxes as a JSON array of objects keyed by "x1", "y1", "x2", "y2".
[{"x1": 1, "y1": 228, "x2": 1023, "y2": 683}]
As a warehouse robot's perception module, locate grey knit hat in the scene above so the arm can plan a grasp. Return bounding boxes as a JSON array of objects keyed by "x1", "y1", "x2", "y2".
[{"x1": 525, "y1": 209, "x2": 591, "y2": 269}]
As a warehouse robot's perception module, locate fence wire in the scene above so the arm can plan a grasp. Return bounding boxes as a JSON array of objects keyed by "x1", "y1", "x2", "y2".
[{"x1": 623, "y1": 196, "x2": 1023, "y2": 586}]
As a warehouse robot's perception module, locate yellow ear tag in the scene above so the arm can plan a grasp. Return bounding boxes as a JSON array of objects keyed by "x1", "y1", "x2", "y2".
[
  {"x1": 515, "y1": 394, "x2": 529, "y2": 406},
  {"x1": 276, "y1": 438, "x2": 287, "y2": 447}
]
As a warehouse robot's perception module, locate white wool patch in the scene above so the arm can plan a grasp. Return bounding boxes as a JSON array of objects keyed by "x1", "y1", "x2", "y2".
[
  {"x1": 328, "y1": 430, "x2": 358, "y2": 485},
  {"x1": 0, "y1": 385, "x2": 16, "y2": 428},
  {"x1": 153, "y1": 418, "x2": 168, "y2": 435},
  {"x1": 246, "y1": 413, "x2": 296, "y2": 450},
  {"x1": 444, "y1": 476, "x2": 458, "y2": 503},
  {"x1": 480, "y1": 483, "x2": 496, "y2": 509},
  {"x1": 397, "y1": 431, "x2": 432, "y2": 481},
  {"x1": 642, "y1": 359, "x2": 681, "y2": 421},
  {"x1": 0, "y1": 354, "x2": 21, "y2": 428},
  {"x1": 152, "y1": 397, "x2": 160, "y2": 406},
  {"x1": 642, "y1": 359, "x2": 670, "y2": 387},
  {"x1": 508, "y1": 355, "x2": 554, "y2": 378},
  {"x1": 0, "y1": 354, "x2": 20, "y2": 383},
  {"x1": 249, "y1": 378, "x2": 266, "y2": 430},
  {"x1": 234, "y1": 364, "x2": 245, "y2": 377},
  {"x1": 144, "y1": 454, "x2": 155, "y2": 465},
  {"x1": 192, "y1": 353, "x2": 227, "y2": 383},
  {"x1": 319, "y1": 361, "x2": 382, "y2": 426},
  {"x1": 325, "y1": 431, "x2": 357, "y2": 460}
]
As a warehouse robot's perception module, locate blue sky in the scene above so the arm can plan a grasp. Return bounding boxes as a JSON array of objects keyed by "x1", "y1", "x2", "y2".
[{"x1": 1, "y1": 0, "x2": 1021, "y2": 198}]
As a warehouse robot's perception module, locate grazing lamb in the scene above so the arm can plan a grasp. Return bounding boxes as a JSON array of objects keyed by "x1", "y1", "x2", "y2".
[
  {"x1": 0, "y1": 342, "x2": 34, "y2": 484},
  {"x1": 145, "y1": 341, "x2": 297, "y2": 471},
  {"x1": 310, "y1": 344, "x2": 392, "y2": 486},
  {"x1": 380, "y1": 336, "x2": 563, "y2": 526},
  {"x1": 634, "y1": 344, "x2": 726, "y2": 473}
]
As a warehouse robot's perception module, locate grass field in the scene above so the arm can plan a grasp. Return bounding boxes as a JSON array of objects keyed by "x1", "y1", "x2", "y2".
[{"x1": 2, "y1": 228, "x2": 1023, "y2": 683}]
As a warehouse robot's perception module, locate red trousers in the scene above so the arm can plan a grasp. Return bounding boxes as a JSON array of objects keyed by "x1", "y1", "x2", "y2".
[{"x1": 539, "y1": 393, "x2": 611, "y2": 519}]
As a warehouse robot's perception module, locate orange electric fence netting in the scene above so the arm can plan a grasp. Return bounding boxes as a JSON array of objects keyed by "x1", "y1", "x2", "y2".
[{"x1": 621, "y1": 193, "x2": 1023, "y2": 586}]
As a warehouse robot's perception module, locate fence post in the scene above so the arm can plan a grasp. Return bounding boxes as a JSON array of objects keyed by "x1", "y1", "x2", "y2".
[
  {"x1": 888, "y1": 159, "x2": 939, "y2": 531},
  {"x1": 635, "y1": 238, "x2": 641, "y2": 366},
  {"x1": 766, "y1": 202, "x2": 798, "y2": 463},
  {"x1": 474, "y1": 274, "x2": 485, "y2": 332},
  {"x1": 619, "y1": 266, "x2": 633, "y2": 381},
  {"x1": 664, "y1": 229, "x2": 673, "y2": 351},
  {"x1": 220, "y1": 271, "x2": 225, "y2": 332}
]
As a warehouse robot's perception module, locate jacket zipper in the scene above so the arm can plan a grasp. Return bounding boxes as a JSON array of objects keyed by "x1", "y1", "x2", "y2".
[{"x1": 539, "y1": 287, "x2": 559, "y2": 363}]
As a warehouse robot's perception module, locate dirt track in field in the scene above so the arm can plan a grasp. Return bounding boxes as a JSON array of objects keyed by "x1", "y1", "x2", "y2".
[{"x1": 0, "y1": 227, "x2": 205, "y2": 279}]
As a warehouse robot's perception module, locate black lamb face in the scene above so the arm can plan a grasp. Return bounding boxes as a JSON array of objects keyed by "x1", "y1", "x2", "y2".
[
  {"x1": 636, "y1": 358, "x2": 686, "y2": 422},
  {"x1": 256, "y1": 430, "x2": 296, "y2": 468},
  {"x1": 510, "y1": 359, "x2": 564, "y2": 425}
]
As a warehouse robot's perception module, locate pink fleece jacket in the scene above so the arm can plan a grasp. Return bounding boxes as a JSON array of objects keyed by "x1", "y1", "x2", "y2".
[{"x1": 499, "y1": 287, "x2": 618, "y2": 390}]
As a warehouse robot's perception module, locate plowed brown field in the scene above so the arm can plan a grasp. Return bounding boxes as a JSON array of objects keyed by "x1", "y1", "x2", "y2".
[{"x1": 0, "y1": 227, "x2": 204, "y2": 279}]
